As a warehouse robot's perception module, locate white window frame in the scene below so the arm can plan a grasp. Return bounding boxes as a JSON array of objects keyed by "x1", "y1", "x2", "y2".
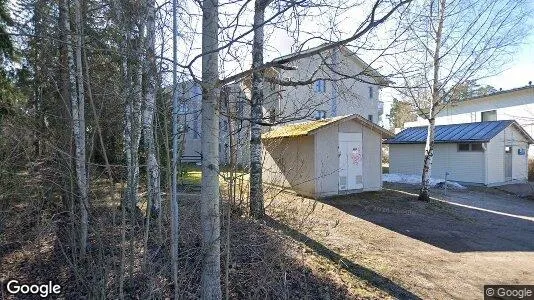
[
  {"x1": 481, "y1": 110, "x2": 497, "y2": 122},
  {"x1": 314, "y1": 110, "x2": 327, "y2": 120}
]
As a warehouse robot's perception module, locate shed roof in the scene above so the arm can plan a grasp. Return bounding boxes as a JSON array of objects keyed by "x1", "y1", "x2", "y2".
[
  {"x1": 262, "y1": 114, "x2": 394, "y2": 139},
  {"x1": 385, "y1": 120, "x2": 534, "y2": 144}
]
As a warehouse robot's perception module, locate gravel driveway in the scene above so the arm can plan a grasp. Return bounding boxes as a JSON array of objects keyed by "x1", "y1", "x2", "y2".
[{"x1": 267, "y1": 183, "x2": 534, "y2": 299}]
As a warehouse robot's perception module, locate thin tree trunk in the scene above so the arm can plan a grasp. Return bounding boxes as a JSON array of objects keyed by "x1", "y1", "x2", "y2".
[
  {"x1": 419, "y1": 0, "x2": 445, "y2": 202},
  {"x1": 419, "y1": 117, "x2": 435, "y2": 201},
  {"x1": 249, "y1": 0, "x2": 268, "y2": 219},
  {"x1": 84, "y1": 48, "x2": 112, "y2": 180},
  {"x1": 170, "y1": 0, "x2": 180, "y2": 296},
  {"x1": 201, "y1": 0, "x2": 221, "y2": 296},
  {"x1": 225, "y1": 93, "x2": 235, "y2": 300},
  {"x1": 142, "y1": 0, "x2": 161, "y2": 264},
  {"x1": 64, "y1": 0, "x2": 89, "y2": 258},
  {"x1": 142, "y1": 0, "x2": 162, "y2": 216}
]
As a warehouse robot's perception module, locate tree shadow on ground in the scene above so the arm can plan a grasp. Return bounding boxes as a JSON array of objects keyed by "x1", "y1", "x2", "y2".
[
  {"x1": 264, "y1": 216, "x2": 422, "y2": 300},
  {"x1": 319, "y1": 186, "x2": 534, "y2": 252}
]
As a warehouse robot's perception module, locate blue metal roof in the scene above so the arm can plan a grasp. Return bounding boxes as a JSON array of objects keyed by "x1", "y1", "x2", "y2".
[{"x1": 385, "y1": 120, "x2": 517, "y2": 144}]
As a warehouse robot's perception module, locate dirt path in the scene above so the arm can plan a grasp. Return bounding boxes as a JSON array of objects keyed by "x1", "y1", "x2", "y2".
[{"x1": 267, "y1": 183, "x2": 534, "y2": 299}]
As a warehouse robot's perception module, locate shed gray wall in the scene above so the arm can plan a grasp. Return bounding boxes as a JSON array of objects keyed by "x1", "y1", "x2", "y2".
[
  {"x1": 314, "y1": 119, "x2": 383, "y2": 197},
  {"x1": 262, "y1": 119, "x2": 384, "y2": 198},
  {"x1": 262, "y1": 135, "x2": 316, "y2": 197}
]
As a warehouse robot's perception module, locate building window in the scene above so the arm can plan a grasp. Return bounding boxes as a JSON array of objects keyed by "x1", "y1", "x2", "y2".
[
  {"x1": 481, "y1": 110, "x2": 497, "y2": 121},
  {"x1": 193, "y1": 84, "x2": 202, "y2": 99},
  {"x1": 369, "y1": 86, "x2": 374, "y2": 99},
  {"x1": 471, "y1": 143, "x2": 484, "y2": 151},
  {"x1": 236, "y1": 99, "x2": 244, "y2": 118},
  {"x1": 368, "y1": 114, "x2": 373, "y2": 123},
  {"x1": 269, "y1": 108, "x2": 276, "y2": 124},
  {"x1": 314, "y1": 110, "x2": 326, "y2": 120},
  {"x1": 192, "y1": 113, "x2": 200, "y2": 139},
  {"x1": 269, "y1": 81, "x2": 277, "y2": 91},
  {"x1": 178, "y1": 103, "x2": 187, "y2": 114},
  {"x1": 458, "y1": 143, "x2": 484, "y2": 152},
  {"x1": 314, "y1": 80, "x2": 326, "y2": 93}
]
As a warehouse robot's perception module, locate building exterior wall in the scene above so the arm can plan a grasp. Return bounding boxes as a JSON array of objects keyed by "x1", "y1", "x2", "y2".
[
  {"x1": 485, "y1": 125, "x2": 530, "y2": 185},
  {"x1": 180, "y1": 48, "x2": 387, "y2": 167},
  {"x1": 388, "y1": 144, "x2": 425, "y2": 175},
  {"x1": 262, "y1": 135, "x2": 316, "y2": 197},
  {"x1": 263, "y1": 119, "x2": 385, "y2": 198},
  {"x1": 389, "y1": 143, "x2": 486, "y2": 184},
  {"x1": 176, "y1": 81, "x2": 252, "y2": 165},
  {"x1": 485, "y1": 131, "x2": 505, "y2": 184},
  {"x1": 313, "y1": 119, "x2": 383, "y2": 197},
  {"x1": 405, "y1": 87, "x2": 534, "y2": 156},
  {"x1": 504, "y1": 126, "x2": 529, "y2": 182},
  {"x1": 362, "y1": 125, "x2": 383, "y2": 191},
  {"x1": 276, "y1": 49, "x2": 383, "y2": 126},
  {"x1": 390, "y1": 124, "x2": 531, "y2": 185},
  {"x1": 314, "y1": 124, "x2": 339, "y2": 197}
]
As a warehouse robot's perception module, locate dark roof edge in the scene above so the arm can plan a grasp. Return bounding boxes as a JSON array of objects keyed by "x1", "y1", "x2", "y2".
[
  {"x1": 385, "y1": 120, "x2": 534, "y2": 144},
  {"x1": 384, "y1": 140, "x2": 490, "y2": 144}
]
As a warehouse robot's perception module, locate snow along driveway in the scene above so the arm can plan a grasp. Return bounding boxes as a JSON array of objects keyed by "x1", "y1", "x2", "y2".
[{"x1": 383, "y1": 173, "x2": 466, "y2": 189}]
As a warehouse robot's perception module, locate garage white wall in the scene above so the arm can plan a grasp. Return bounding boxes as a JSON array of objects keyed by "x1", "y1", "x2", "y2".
[
  {"x1": 486, "y1": 131, "x2": 505, "y2": 184},
  {"x1": 389, "y1": 143, "x2": 486, "y2": 184},
  {"x1": 505, "y1": 126, "x2": 529, "y2": 181},
  {"x1": 389, "y1": 144, "x2": 425, "y2": 175}
]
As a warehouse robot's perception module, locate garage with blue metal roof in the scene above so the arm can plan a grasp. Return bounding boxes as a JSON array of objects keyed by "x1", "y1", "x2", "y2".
[{"x1": 385, "y1": 120, "x2": 534, "y2": 185}]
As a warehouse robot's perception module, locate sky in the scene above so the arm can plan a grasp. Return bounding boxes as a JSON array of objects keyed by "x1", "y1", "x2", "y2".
[{"x1": 380, "y1": 27, "x2": 534, "y2": 129}]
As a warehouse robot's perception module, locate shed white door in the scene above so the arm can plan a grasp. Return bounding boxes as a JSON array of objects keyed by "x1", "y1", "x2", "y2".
[
  {"x1": 505, "y1": 145, "x2": 512, "y2": 181},
  {"x1": 339, "y1": 133, "x2": 363, "y2": 190}
]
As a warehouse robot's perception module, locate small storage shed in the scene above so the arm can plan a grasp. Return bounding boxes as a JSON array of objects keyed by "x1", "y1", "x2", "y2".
[
  {"x1": 261, "y1": 114, "x2": 394, "y2": 198},
  {"x1": 386, "y1": 120, "x2": 534, "y2": 186}
]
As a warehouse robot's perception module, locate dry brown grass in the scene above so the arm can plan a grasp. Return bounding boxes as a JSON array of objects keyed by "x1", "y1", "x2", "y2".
[{"x1": 1, "y1": 164, "x2": 392, "y2": 299}]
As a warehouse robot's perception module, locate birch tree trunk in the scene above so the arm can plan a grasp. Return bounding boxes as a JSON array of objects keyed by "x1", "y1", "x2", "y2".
[
  {"x1": 143, "y1": 0, "x2": 161, "y2": 217},
  {"x1": 123, "y1": 20, "x2": 143, "y2": 211},
  {"x1": 201, "y1": 0, "x2": 222, "y2": 296},
  {"x1": 64, "y1": 0, "x2": 89, "y2": 257},
  {"x1": 419, "y1": 0, "x2": 445, "y2": 202},
  {"x1": 419, "y1": 116, "x2": 435, "y2": 201},
  {"x1": 249, "y1": 0, "x2": 268, "y2": 219},
  {"x1": 170, "y1": 0, "x2": 180, "y2": 296}
]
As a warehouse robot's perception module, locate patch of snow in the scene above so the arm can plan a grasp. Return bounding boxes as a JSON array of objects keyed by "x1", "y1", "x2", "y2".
[{"x1": 383, "y1": 173, "x2": 466, "y2": 189}]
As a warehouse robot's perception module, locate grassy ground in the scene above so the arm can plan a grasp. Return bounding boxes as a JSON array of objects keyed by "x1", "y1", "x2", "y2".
[{"x1": 179, "y1": 163, "x2": 249, "y2": 187}]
